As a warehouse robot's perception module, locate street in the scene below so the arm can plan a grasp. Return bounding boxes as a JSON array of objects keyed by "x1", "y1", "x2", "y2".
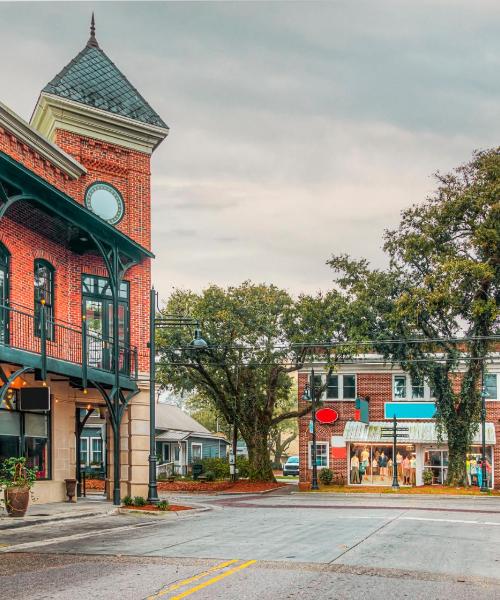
[{"x1": 2, "y1": 489, "x2": 500, "y2": 599}]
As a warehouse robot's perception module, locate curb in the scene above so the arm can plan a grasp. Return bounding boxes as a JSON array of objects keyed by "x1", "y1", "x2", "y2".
[
  {"x1": 117, "y1": 504, "x2": 210, "y2": 517},
  {"x1": 0, "y1": 508, "x2": 117, "y2": 531},
  {"x1": 291, "y1": 491, "x2": 500, "y2": 500}
]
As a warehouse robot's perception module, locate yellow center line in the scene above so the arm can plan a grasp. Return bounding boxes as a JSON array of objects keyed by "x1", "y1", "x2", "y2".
[
  {"x1": 169, "y1": 559, "x2": 257, "y2": 600},
  {"x1": 146, "y1": 559, "x2": 239, "y2": 600}
]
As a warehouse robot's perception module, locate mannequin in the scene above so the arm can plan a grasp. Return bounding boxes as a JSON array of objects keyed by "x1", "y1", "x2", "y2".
[
  {"x1": 396, "y1": 451, "x2": 403, "y2": 481},
  {"x1": 402, "y1": 455, "x2": 411, "y2": 485},
  {"x1": 351, "y1": 453, "x2": 361, "y2": 484},
  {"x1": 410, "y1": 454, "x2": 417, "y2": 486},
  {"x1": 379, "y1": 451, "x2": 388, "y2": 481}
]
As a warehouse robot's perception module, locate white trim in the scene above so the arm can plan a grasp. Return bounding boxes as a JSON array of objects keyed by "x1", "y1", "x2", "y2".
[
  {"x1": 0, "y1": 100, "x2": 86, "y2": 179},
  {"x1": 191, "y1": 442, "x2": 203, "y2": 462},
  {"x1": 392, "y1": 373, "x2": 434, "y2": 402},
  {"x1": 31, "y1": 93, "x2": 169, "y2": 155},
  {"x1": 307, "y1": 441, "x2": 329, "y2": 469}
]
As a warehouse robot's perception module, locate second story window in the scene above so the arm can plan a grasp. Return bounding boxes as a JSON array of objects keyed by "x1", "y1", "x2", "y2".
[
  {"x1": 484, "y1": 374, "x2": 498, "y2": 401},
  {"x1": 34, "y1": 260, "x2": 55, "y2": 340},
  {"x1": 326, "y1": 374, "x2": 356, "y2": 400},
  {"x1": 393, "y1": 374, "x2": 433, "y2": 401}
]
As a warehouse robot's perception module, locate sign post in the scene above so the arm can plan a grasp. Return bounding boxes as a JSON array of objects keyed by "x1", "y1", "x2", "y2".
[{"x1": 381, "y1": 416, "x2": 409, "y2": 490}]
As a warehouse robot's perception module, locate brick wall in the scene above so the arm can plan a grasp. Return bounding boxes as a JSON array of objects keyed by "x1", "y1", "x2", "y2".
[
  {"x1": 298, "y1": 371, "x2": 500, "y2": 489},
  {"x1": 0, "y1": 126, "x2": 152, "y2": 374}
]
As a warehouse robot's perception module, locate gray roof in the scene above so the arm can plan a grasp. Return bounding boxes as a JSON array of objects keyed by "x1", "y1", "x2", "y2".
[
  {"x1": 42, "y1": 35, "x2": 167, "y2": 128},
  {"x1": 343, "y1": 421, "x2": 496, "y2": 445},
  {"x1": 155, "y1": 404, "x2": 211, "y2": 435}
]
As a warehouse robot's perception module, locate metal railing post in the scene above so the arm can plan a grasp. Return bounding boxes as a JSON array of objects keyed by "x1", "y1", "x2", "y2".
[
  {"x1": 82, "y1": 314, "x2": 88, "y2": 390},
  {"x1": 40, "y1": 300, "x2": 47, "y2": 381}
]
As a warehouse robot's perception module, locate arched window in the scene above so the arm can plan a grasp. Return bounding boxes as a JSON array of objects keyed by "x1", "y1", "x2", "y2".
[
  {"x1": 0, "y1": 243, "x2": 9, "y2": 343},
  {"x1": 34, "y1": 259, "x2": 55, "y2": 340}
]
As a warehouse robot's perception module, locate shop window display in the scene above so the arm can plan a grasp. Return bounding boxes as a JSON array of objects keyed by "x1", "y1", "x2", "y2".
[
  {"x1": 350, "y1": 444, "x2": 416, "y2": 485},
  {"x1": 466, "y1": 447, "x2": 493, "y2": 489}
]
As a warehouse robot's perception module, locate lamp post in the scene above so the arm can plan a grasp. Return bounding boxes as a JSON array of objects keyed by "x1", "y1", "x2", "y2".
[
  {"x1": 302, "y1": 368, "x2": 319, "y2": 491},
  {"x1": 147, "y1": 288, "x2": 207, "y2": 504},
  {"x1": 480, "y1": 362, "x2": 489, "y2": 493}
]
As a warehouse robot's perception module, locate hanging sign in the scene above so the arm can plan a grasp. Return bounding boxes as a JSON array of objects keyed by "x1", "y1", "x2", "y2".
[{"x1": 316, "y1": 407, "x2": 338, "y2": 424}]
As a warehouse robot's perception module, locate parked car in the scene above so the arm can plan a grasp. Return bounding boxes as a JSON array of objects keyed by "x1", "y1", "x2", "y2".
[{"x1": 283, "y1": 456, "x2": 299, "y2": 476}]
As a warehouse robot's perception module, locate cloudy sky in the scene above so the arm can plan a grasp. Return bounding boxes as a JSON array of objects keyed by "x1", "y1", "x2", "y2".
[{"x1": 1, "y1": 2, "x2": 499, "y2": 302}]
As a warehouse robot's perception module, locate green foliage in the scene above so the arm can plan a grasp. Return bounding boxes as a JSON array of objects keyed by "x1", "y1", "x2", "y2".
[
  {"x1": 328, "y1": 148, "x2": 500, "y2": 486},
  {"x1": 0, "y1": 457, "x2": 37, "y2": 490},
  {"x1": 200, "y1": 457, "x2": 229, "y2": 479},
  {"x1": 157, "y1": 500, "x2": 169, "y2": 511},
  {"x1": 122, "y1": 495, "x2": 133, "y2": 506},
  {"x1": 133, "y1": 496, "x2": 146, "y2": 507},
  {"x1": 423, "y1": 470, "x2": 433, "y2": 485},
  {"x1": 204, "y1": 471, "x2": 216, "y2": 482},
  {"x1": 319, "y1": 468, "x2": 334, "y2": 485},
  {"x1": 236, "y1": 456, "x2": 250, "y2": 478},
  {"x1": 156, "y1": 282, "x2": 348, "y2": 481}
]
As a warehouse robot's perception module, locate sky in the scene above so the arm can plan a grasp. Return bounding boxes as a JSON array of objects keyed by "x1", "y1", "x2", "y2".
[{"x1": 0, "y1": 1, "x2": 499, "y2": 303}]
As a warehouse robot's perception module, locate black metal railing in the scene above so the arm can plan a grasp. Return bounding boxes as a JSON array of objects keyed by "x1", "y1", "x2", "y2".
[{"x1": 0, "y1": 303, "x2": 138, "y2": 380}]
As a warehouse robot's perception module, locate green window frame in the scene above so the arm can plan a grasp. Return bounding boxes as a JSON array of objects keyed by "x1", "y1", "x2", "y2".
[{"x1": 34, "y1": 259, "x2": 55, "y2": 341}]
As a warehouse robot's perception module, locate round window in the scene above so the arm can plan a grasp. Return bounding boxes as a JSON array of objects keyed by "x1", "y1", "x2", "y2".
[{"x1": 84, "y1": 182, "x2": 124, "y2": 225}]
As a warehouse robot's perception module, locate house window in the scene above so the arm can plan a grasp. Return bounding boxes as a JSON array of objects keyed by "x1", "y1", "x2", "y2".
[
  {"x1": 484, "y1": 374, "x2": 498, "y2": 400},
  {"x1": 91, "y1": 438, "x2": 103, "y2": 465},
  {"x1": 80, "y1": 438, "x2": 89, "y2": 466},
  {"x1": 192, "y1": 443, "x2": 202, "y2": 462},
  {"x1": 326, "y1": 374, "x2": 356, "y2": 400},
  {"x1": 308, "y1": 441, "x2": 329, "y2": 469},
  {"x1": 393, "y1": 375, "x2": 433, "y2": 401},
  {"x1": 34, "y1": 259, "x2": 55, "y2": 340},
  {"x1": 162, "y1": 444, "x2": 170, "y2": 462}
]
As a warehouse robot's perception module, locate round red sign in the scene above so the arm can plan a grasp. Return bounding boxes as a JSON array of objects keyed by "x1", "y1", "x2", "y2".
[{"x1": 316, "y1": 407, "x2": 339, "y2": 424}]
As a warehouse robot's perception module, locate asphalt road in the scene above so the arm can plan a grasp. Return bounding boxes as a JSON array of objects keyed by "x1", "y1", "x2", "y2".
[{"x1": 2, "y1": 489, "x2": 500, "y2": 599}]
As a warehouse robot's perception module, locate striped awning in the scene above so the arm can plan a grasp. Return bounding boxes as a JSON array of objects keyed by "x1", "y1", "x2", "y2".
[{"x1": 343, "y1": 421, "x2": 496, "y2": 445}]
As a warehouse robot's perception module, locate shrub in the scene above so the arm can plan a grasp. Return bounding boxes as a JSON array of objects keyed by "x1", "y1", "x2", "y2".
[
  {"x1": 200, "y1": 457, "x2": 229, "y2": 480},
  {"x1": 319, "y1": 468, "x2": 333, "y2": 486},
  {"x1": 423, "y1": 470, "x2": 433, "y2": 485},
  {"x1": 133, "y1": 496, "x2": 146, "y2": 507},
  {"x1": 122, "y1": 495, "x2": 133, "y2": 506},
  {"x1": 204, "y1": 471, "x2": 216, "y2": 482},
  {"x1": 236, "y1": 456, "x2": 250, "y2": 478},
  {"x1": 157, "y1": 500, "x2": 169, "y2": 511}
]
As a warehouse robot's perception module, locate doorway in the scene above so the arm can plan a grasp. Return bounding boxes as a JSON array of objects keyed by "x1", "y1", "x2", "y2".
[{"x1": 82, "y1": 275, "x2": 129, "y2": 373}]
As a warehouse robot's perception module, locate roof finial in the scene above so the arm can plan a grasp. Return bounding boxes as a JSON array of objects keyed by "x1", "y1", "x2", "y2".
[{"x1": 87, "y1": 12, "x2": 99, "y2": 48}]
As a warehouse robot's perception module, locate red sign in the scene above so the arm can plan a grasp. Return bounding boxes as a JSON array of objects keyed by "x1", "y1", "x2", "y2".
[{"x1": 316, "y1": 407, "x2": 338, "y2": 424}]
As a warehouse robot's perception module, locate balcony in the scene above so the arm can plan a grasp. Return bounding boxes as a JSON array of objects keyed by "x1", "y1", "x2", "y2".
[{"x1": 0, "y1": 303, "x2": 138, "y2": 390}]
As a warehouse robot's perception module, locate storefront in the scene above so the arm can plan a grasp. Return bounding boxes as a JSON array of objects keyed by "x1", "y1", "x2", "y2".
[{"x1": 343, "y1": 421, "x2": 495, "y2": 488}]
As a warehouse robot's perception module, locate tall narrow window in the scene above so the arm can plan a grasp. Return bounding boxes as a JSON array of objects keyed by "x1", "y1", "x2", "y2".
[
  {"x1": 34, "y1": 260, "x2": 55, "y2": 340},
  {"x1": 0, "y1": 243, "x2": 9, "y2": 344}
]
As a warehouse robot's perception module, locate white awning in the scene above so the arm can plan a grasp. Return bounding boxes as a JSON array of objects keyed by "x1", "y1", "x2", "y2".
[{"x1": 343, "y1": 421, "x2": 496, "y2": 445}]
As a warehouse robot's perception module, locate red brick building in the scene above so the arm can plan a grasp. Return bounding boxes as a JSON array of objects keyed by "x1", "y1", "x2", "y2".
[
  {"x1": 0, "y1": 21, "x2": 168, "y2": 503},
  {"x1": 298, "y1": 362, "x2": 500, "y2": 489}
]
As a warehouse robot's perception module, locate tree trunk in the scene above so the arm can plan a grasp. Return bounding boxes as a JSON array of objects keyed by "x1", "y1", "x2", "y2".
[
  {"x1": 446, "y1": 429, "x2": 469, "y2": 486},
  {"x1": 244, "y1": 423, "x2": 276, "y2": 482}
]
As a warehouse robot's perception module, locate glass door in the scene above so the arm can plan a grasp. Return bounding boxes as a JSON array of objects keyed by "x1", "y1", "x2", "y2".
[{"x1": 424, "y1": 449, "x2": 448, "y2": 484}]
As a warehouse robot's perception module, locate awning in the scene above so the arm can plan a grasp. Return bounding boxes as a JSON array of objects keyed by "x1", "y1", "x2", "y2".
[
  {"x1": 156, "y1": 430, "x2": 190, "y2": 442},
  {"x1": 343, "y1": 421, "x2": 496, "y2": 445}
]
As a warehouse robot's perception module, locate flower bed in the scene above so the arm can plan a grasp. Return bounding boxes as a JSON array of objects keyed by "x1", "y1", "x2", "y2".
[
  {"x1": 157, "y1": 480, "x2": 287, "y2": 494},
  {"x1": 85, "y1": 479, "x2": 105, "y2": 491},
  {"x1": 301, "y1": 483, "x2": 500, "y2": 495},
  {"x1": 121, "y1": 503, "x2": 193, "y2": 512}
]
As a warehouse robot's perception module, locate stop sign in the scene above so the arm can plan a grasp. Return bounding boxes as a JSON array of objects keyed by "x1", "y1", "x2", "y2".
[{"x1": 316, "y1": 407, "x2": 339, "y2": 424}]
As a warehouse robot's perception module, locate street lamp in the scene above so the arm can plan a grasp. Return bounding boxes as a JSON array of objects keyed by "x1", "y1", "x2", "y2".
[
  {"x1": 302, "y1": 368, "x2": 320, "y2": 491},
  {"x1": 147, "y1": 288, "x2": 207, "y2": 504},
  {"x1": 480, "y1": 363, "x2": 489, "y2": 493}
]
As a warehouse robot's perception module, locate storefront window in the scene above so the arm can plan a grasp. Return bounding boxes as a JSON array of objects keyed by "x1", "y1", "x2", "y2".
[
  {"x1": 467, "y1": 446, "x2": 493, "y2": 489},
  {"x1": 0, "y1": 405, "x2": 50, "y2": 480},
  {"x1": 350, "y1": 444, "x2": 416, "y2": 485}
]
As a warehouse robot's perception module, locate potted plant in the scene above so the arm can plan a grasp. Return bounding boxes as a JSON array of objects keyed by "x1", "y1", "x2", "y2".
[{"x1": 0, "y1": 457, "x2": 37, "y2": 517}]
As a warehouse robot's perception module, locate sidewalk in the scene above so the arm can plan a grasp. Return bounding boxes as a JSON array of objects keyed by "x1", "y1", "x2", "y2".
[{"x1": 0, "y1": 497, "x2": 116, "y2": 531}]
